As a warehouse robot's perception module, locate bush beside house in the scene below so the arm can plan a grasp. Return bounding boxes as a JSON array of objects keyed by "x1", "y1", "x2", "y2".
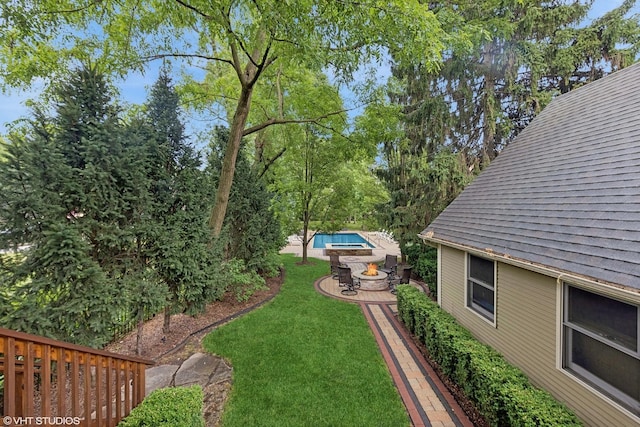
[{"x1": 396, "y1": 285, "x2": 582, "y2": 426}]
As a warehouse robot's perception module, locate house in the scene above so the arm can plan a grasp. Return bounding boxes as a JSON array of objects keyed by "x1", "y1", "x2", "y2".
[{"x1": 419, "y1": 63, "x2": 640, "y2": 427}]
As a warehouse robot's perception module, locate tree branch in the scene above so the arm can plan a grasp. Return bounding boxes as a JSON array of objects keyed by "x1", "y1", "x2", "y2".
[
  {"x1": 143, "y1": 53, "x2": 234, "y2": 67},
  {"x1": 242, "y1": 109, "x2": 349, "y2": 136},
  {"x1": 259, "y1": 147, "x2": 287, "y2": 178},
  {"x1": 174, "y1": 0, "x2": 213, "y2": 20},
  {"x1": 40, "y1": 0, "x2": 102, "y2": 15}
]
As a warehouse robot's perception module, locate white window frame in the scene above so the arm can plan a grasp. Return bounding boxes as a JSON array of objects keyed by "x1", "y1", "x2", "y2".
[
  {"x1": 466, "y1": 253, "x2": 496, "y2": 324},
  {"x1": 562, "y1": 283, "x2": 640, "y2": 416}
]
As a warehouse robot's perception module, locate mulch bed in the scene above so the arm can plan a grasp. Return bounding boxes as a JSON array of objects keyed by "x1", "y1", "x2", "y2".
[{"x1": 105, "y1": 274, "x2": 283, "y2": 364}]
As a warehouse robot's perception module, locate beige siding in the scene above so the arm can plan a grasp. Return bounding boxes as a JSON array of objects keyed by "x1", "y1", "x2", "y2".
[{"x1": 439, "y1": 245, "x2": 640, "y2": 427}]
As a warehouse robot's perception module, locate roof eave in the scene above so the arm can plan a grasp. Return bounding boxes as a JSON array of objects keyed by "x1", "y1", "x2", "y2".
[{"x1": 418, "y1": 232, "x2": 640, "y2": 300}]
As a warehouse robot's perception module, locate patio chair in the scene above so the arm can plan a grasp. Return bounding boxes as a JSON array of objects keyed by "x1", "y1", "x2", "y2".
[
  {"x1": 379, "y1": 254, "x2": 398, "y2": 277},
  {"x1": 330, "y1": 254, "x2": 345, "y2": 279},
  {"x1": 388, "y1": 266, "x2": 412, "y2": 295},
  {"x1": 338, "y1": 266, "x2": 360, "y2": 296}
]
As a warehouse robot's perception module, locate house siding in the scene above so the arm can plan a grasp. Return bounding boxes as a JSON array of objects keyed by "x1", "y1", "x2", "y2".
[{"x1": 439, "y1": 245, "x2": 640, "y2": 427}]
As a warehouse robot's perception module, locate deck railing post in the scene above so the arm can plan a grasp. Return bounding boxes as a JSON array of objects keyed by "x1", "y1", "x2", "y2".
[
  {"x1": 15, "y1": 371, "x2": 24, "y2": 417},
  {"x1": 5, "y1": 336, "x2": 17, "y2": 416}
]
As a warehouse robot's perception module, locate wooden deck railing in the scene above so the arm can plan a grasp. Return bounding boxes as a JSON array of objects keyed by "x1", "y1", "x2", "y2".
[{"x1": 0, "y1": 327, "x2": 153, "y2": 427}]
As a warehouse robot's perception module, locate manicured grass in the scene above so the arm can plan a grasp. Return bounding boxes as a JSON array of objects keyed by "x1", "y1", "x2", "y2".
[{"x1": 202, "y1": 254, "x2": 409, "y2": 426}]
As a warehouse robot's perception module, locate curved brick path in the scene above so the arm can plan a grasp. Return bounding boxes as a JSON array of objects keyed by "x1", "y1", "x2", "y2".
[{"x1": 316, "y1": 275, "x2": 474, "y2": 427}]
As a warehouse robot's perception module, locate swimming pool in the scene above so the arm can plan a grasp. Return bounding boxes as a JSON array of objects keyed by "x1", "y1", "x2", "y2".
[{"x1": 312, "y1": 233, "x2": 375, "y2": 249}]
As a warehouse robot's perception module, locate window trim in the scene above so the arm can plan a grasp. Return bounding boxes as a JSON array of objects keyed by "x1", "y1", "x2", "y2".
[
  {"x1": 465, "y1": 253, "x2": 496, "y2": 324},
  {"x1": 562, "y1": 283, "x2": 640, "y2": 416}
]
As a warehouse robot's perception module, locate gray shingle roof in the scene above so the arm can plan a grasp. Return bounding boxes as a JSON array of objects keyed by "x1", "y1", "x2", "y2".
[{"x1": 420, "y1": 62, "x2": 640, "y2": 290}]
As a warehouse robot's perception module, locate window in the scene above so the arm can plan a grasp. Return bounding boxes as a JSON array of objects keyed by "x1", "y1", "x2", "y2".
[
  {"x1": 467, "y1": 254, "x2": 495, "y2": 321},
  {"x1": 563, "y1": 285, "x2": 640, "y2": 416}
]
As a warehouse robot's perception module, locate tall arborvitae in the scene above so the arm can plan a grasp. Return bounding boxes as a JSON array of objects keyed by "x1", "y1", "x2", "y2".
[{"x1": 144, "y1": 69, "x2": 222, "y2": 335}]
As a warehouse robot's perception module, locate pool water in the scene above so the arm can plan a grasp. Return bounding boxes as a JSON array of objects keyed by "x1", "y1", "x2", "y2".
[{"x1": 312, "y1": 233, "x2": 375, "y2": 249}]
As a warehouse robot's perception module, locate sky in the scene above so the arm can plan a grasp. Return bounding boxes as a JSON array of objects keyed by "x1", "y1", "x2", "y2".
[{"x1": 0, "y1": 0, "x2": 638, "y2": 136}]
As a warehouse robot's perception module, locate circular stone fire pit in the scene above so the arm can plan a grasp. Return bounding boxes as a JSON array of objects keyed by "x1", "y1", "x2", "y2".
[{"x1": 352, "y1": 270, "x2": 389, "y2": 291}]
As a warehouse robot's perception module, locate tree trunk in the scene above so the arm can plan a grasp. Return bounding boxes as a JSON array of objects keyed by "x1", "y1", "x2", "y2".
[
  {"x1": 208, "y1": 85, "x2": 254, "y2": 236},
  {"x1": 163, "y1": 305, "x2": 171, "y2": 334},
  {"x1": 301, "y1": 214, "x2": 309, "y2": 263},
  {"x1": 136, "y1": 310, "x2": 144, "y2": 356},
  {"x1": 481, "y1": 41, "x2": 496, "y2": 164}
]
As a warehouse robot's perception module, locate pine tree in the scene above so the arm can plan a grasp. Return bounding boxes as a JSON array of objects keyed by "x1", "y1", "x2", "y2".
[
  {"x1": 0, "y1": 66, "x2": 161, "y2": 347},
  {"x1": 144, "y1": 70, "x2": 222, "y2": 334},
  {"x1": 0, "y1": 68, "x2": 145, "y2": 346}
]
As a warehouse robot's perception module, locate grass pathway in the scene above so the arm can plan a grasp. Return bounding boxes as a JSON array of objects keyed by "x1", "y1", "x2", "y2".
[{"x1": 203, "y1": 254, "x2": 409, "y2": 426}]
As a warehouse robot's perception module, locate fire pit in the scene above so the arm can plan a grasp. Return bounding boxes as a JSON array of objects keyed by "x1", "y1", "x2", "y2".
[{"x1": 352, "y1": 263, "x2": 389, "y2": 291}]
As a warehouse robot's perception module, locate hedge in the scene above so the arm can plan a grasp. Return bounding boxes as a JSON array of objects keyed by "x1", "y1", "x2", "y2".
[
  {"x1": 117, "y1": 385, "x2": 205, "y2": 427},
  {"x1": 396, "y1": 285, "x2": 582, "y2": 426}
]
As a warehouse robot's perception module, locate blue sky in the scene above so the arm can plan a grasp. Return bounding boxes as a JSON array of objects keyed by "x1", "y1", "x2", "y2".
[{"x1": 0, "y1": 0, "x2": 637, "y2": 136}]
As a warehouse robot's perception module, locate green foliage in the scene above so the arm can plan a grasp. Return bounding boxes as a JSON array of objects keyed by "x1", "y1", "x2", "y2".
[
  {"x1": 0, "y1": 0, "x2": 474, "y2": 241},
  {"x1": 0, "y1": 66, "x2": 152, "y2": 347},
  {"x1": 377, "y1": 1, "x2": 640, "y2": 259},
  {"x1": 403, "y1": 240, "x2": 437, "y2": 296},
  {"x1": 117, "y1": 385, "x2": 204, "y2": 427},
  {"x1": 0, "y1": 1, "x2": 462, "y2": 89},
  {"x1": 142, "y1": 70, "x2": 223, "y2": 330},
  {"x1": 221, "y1": 258, "x2": 266, "y2": 302},
  {"x1": 390, "y1": 0, "x2": 640, "y2": 168},
  {"x1": 396, "y1": 286, "x2": 582, "y2": 427},
  {"x1": 0, "y1": 66, "x2": 225, "y2": 348},
  {"x1": 208, "y1": 126, "x2": 284, "y2": 271},
  {"x1": 375, "y1": 148, "x2": 474, "y2": 254},
  {"x1": 258, "y1": 252, "x2": 284, "y2": 278}
]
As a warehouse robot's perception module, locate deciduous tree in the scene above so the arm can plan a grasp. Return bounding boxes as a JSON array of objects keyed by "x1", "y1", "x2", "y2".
[{"x1": 0, "y1": 0, "x2": 471, "y2": 237}]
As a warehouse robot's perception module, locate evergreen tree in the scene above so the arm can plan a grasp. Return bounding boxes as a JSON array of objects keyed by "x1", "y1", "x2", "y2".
[
  {"x1": 0, "y1": 66, "x2": 157, "y2": 347},
  {"x1": 377, "y1": 0, "x2": 640, "y2": 256},
  {"x1": 144, "y1": 70, "x2": 223, "y2": 334},
  {"x1": 391, "y1": 1, "x2": 640, "y2": 165}
]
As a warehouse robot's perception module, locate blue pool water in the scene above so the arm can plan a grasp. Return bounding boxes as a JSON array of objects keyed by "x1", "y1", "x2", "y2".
[{"x1": 312, "y1": 233, "x2": 375, "y2": 249}]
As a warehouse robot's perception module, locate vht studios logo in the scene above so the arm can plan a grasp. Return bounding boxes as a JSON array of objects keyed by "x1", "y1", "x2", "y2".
[{"x1": 2, "y1": 416, "x2": 83, "y2": 426}]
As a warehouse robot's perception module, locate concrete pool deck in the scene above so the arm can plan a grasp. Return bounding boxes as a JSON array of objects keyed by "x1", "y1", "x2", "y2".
[{"x1": 280, "y1": 231, "x2": 401, "y2": 263}]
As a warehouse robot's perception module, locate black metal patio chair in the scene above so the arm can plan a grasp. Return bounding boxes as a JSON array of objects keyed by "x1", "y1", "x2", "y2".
[
  {"x1": 338, "y1": 266, "x2": 360, "y2": 296},
  {"x1": 388, "y1": 266, "x2": 412, "y2": 295},
  {"x1": 379, "y1": 254, "x2": 398, "y2": 277},
  {"x1": 330, "y1": 254, "x2": 345, "y2": 279}
]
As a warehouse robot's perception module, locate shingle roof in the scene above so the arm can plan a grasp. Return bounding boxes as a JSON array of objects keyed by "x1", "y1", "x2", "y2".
[{"x1": 420, "y1": 62, "x2": 640, "y2": 290}]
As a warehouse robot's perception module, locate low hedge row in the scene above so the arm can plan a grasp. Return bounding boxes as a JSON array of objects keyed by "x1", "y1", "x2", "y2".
[
  {"x1": 396, "y1": 285, "x2": 582, "y2": 426},
  {"x1": 118, "y1": 385, "x2": 204, "y2": 427}
]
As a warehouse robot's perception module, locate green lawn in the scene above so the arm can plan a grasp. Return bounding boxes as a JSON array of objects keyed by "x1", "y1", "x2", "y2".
[{"x1": 202, "y1": 254, "x2": 409, "y2": 426}]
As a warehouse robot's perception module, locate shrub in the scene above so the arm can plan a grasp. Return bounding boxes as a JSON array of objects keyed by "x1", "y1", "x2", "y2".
[
  {"x1": 257, "y1": 251, "x2": 284, "y2": 278},
  {"x1": 117, "y1": 385, "x2": 204, "y2": 427},
  {"x1": 222, "y1": 258, "x2": 267, "y2": 302},
  {"x1": 403, "y1": 241, "x2": 437, "y2": 296},
  {"x1": 396, "y1": 285, "x2": 582, "y2": 427}
]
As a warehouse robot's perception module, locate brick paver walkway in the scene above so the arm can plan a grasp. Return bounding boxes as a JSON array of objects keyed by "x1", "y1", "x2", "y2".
[{"x1": 315, "y1": 275, "x2": 474, "y2": 427}]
